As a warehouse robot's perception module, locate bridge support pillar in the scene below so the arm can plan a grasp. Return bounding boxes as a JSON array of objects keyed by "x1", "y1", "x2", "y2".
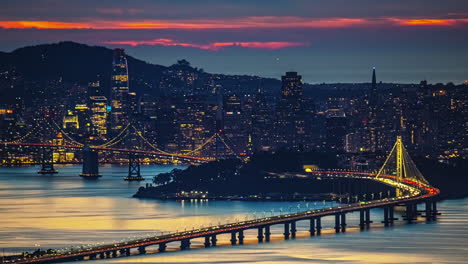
[
  {"x1": 431, "y1": 201, "x2": 438, "y2": 218},
  {"x1": 89, "y1": 254, "x2": 97, "y2": 260},
  {"x1": 204, "y1": 236, "x2": 211, "y2": 248},
  {"x1": 180, "y1": 239, "x2": 191, "y2": 250},
  {"x1": 365, "y1": 208, "x2": 372, "y2": 226},
  {"x1": 341, "y1": 213, "x2": 347, "y2": 232},
  {"x1": 309, "y1": 218, "x2": 316, "y2": 236},
  {"x1": 80, "y1": 146, "x2": 101, "y2": 178},
  {"x1": 211, "y1": 235, "x2": 217, "y2": 247},
  {"x1": 159, "y1": 243, "x2": 167, "y2": 252},
  {"x1": 119, "y1": 249, "x2": 126, "y2": 255},
  {"x1": 382, "y1": 206, "x2": 390, "y2": 226},
  {"x1": 316, "y1": 217, "x2": 322, "y2": 235},
  {"x1": 99, "y1": 252, "x2": 105, "y2": 259},
  {"x1": 37, "y1": 147, "x2": 58, "y2": 174},
  {"x1": 230, "y1": 232, "x2": 237, "y2": 245},
  {"x1": 124, "y1": 153, "x2": 145, "y2": 181},
  {"x1": 138, "y1": 246, "x2": 146, "y2": 254},
  {"x1": 264, "y1": 226, "x2": 271, "y2": 242},
  {"x1": 257, "y1": 227, "x2": 264, "y2": 242},
  {"x1": 238, "y1": 230, "x2": 245, "y2": 245},
  {"x1": 105, "y1": 251, "x2": 111, "y2": 258},
  {"x1": 335, "y1": 214, "x2": 341, "y2": 233},
  {"x1": 112, "y1": 250, "x2": 117, "y2": 258},
  {"x1": 405, "y1": 203, "x2": 416, "y2": 223},
  {"x1": 425, "y1": 201, "x2": 432, "y2": 221},
  {"x1": 359, "y1": 209, "x2": 365, "y2": 229},
  {"x1": 125, "y1": 248, "x2": 131, "y2": 256},
  {"x1": 291, "y1": 221, "x2": 297, "y2": 239},
  {"x1": 389, "y1": 206, "x2": 396, "y2": 224},
  {"x1": 284, "y1": 223, "x2": 290, "y2": 240}
]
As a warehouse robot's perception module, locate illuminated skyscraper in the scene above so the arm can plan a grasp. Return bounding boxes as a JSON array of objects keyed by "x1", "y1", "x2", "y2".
[
  {"x1": 110, "y1": 49, "x2": 129, "y2": 133},
  {"x1": 89, "y1": 96, "x2": 108, "y2": 139},
  {"x1": 274, "y1": 72, "x2": 306, "y2": 151},
  {"x1": 367, "y1": 67, "x2": 379, "y2": 152}
]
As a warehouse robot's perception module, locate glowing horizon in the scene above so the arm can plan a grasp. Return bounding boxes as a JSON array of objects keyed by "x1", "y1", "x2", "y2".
[{"x1": 1, "y1": 17, "x2": 468, "y2": 30}]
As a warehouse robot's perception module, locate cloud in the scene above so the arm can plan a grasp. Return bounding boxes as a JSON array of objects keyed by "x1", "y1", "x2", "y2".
[
  {"x1": 0, "y1": 21, "x2": 91, "y2": 29},
  {"x1": 104, "y1": 38, "x2": 310, "y2": 50},
  {"x1": 95, "y1": 8, "x2": 144, "y2": 15},
  {"x1": 1, "y1": 17, "x2": 468, "y2": 30},
  {"x1": 390, "y1": 18, "x2": 463, "y2": 26}
]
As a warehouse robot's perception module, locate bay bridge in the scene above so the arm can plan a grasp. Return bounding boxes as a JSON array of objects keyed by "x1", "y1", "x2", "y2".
[
  {"x1": 1, "y1": 117, "x2": 239, "y2": 180},
  {"x1": 3, "y1": 136, "x2": 440, "y2": 264}
]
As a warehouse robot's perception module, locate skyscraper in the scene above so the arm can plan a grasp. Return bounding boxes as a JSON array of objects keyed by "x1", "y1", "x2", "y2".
[
  {"x1": 281, "y1": 72, "x2": 303, "y2": 112},
  {"x1": 110, "y1": 49, "x2": 129, "y2": 134},
  {"x1": 371, "y1": 67, "x2": 377, "y2": 103},
  {"x1": 89, "y1": 96, "x2": 108, "y2": 139},
  {"x1": 274, "y1": 72, "x2": 306, "y2": 151}
]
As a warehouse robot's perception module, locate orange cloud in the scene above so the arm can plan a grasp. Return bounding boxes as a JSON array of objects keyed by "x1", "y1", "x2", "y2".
[
  {"x1": 0, "y1": 17, "x2": 371, "y2": 30},
  {"x1": 0, "y1": 21, "x2": 90, "y2": 29},
  {"x1": 392, "y1": 19, "x2": 456, "y2": 26},
  {"x1": 104, "y1": 39, "x2": 309, "y2": 50},
  {"x1": 1, "y1": 17, "x2": 467, "y2": 30}
]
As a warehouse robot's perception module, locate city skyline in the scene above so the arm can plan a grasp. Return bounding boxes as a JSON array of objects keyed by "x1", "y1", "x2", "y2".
[
  {"x1": 1, "y1": 0, "x2": 468, "y2": 83},
  {"x1": 0, "y1": 2, "x2": 467, "y2": 264}
]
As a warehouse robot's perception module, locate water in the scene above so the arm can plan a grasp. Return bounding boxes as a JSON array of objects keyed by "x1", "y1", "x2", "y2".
[{"x1": 0, "y1": 165, "x2": 467, "y2": 263}]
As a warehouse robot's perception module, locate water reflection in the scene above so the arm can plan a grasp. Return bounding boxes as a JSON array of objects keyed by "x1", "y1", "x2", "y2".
[{"x1": 0, "y1": 165, "x2": 467, "y2": 263}]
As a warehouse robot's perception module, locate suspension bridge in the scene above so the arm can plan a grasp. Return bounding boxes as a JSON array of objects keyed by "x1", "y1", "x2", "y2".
[
  {"x1": 3, "y1": 136, "x2": 440, "y2": 264},
  {"x1": 1, "y1": 117, "x2": 241, "y2": 180}
]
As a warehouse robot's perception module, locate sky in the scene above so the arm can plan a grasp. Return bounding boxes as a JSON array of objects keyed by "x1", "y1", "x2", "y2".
[{"x1": 1, "y1": 0, "x2": 468, "y2": 83}]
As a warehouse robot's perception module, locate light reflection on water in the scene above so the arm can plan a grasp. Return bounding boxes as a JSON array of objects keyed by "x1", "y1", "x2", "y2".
[{"x1": 0, "y1": 165, "x2": 467, "y2": 263}]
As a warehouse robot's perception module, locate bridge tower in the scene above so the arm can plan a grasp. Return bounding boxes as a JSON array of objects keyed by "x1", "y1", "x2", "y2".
[
  {"x1": 396, "y1": 136, "x2": 403, "y2": 181},
  {"x1": 80, "y1": 146, "x2": 101, "y2": 178},
  {"x1": 37, "y1": 147, "x2": 58, "y2": 174},
  {"x1": 124, "y1": 153, "x2": 144, "y2": 181},
  {"x1": 376, "y1": 136, "x2": 430, "y2": 196}
]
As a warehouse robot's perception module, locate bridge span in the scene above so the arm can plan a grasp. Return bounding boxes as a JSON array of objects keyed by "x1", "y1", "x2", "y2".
[{"x1": 6, "y1": 171, "x2": 439, "y2": 264}]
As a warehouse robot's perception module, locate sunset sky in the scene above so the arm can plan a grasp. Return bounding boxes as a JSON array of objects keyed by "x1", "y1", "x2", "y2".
[{"x1": 1, "y1": 0, "x2": 467, "y2": 83}]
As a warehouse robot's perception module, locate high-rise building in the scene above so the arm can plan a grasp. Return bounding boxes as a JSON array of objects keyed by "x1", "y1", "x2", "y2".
[
  {"x1": 88, "y1": 81, "x2": 102, "y2": 97},
  {"x1": 223, "y1": 94, "x2": 250, "y2": 155},
  {"x1": 110, "y1": 49, "x2": 129, "y2": 134},
  {"x1": 370, "y1": 67, "x2": 377, "y2": 105},
  {"x1": 274, "y1": 72, "x2": 306, "y2": 151},
  {"x1": 63, "y1": 110, "x2": 79, "y2": 129},
  {"x1": 89, "y1": 96, "x2": 108, "y2": 139},
  {"x1": 281, "y1": 72, "x2": 303, "y2": 111},
  {"x1": 367, "y1": 67, "x2": 379, "y2": 152}
]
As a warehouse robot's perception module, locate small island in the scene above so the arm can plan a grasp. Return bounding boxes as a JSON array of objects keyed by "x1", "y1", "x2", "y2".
[{"x1": 134, "y1": 151, "x2": 468, "y2": 201}]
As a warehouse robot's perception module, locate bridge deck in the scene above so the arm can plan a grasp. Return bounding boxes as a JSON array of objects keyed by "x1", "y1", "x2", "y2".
[{"x1": 8, "y1": 171, "x2": 439, "y2": 264}]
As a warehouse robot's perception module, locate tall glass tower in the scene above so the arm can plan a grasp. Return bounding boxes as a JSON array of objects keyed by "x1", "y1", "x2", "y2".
[
  {"x1": 275, "y1": 72, "x2": 305, "y2": 151},
  {"x1": 110, "y1": 49, "x2": 129, "y2": 134}
]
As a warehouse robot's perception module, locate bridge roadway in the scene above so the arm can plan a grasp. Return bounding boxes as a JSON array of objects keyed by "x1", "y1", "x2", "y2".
[
  {"x1": 8, "y1": 171, "x2": 439, "y2": 264},
  {"x1": 1, "y1": 142, "x2": 213, "y2": 162}
]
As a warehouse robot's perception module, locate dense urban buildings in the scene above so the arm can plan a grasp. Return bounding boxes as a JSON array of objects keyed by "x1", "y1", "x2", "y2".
[{"x1": 0, "y1": 44, "x2": 466, "y2": 166}]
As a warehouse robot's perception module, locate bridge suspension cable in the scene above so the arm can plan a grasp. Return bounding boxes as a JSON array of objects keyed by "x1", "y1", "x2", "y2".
[
  {"x1": 94, "y1": 123, "x2": 131, "y2": 148},
  {"x1": 375, "y1": 136, "x2": 429, "y2": 185},
  {"x1": 182, "y1": 133, "x2": 218, "y2": 156},
  {"x1": 215, "y1": 133, "x2": 244, "y2": 160},
  {"x1": 5, "y1": 122, "x2": 40, "y2": 143},
  {"x1": 129, "y1": 124, "x2": 172, "y2": 154},
  {"x1": 45, "y1": 119, "x2": 84, "y2": 146},
  {"x1": 93, "y1": 121, "x2": 243, "y2": 160}
]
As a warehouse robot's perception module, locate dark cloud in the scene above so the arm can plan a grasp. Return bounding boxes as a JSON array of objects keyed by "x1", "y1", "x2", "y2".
[
  {"x1": 2, "y1": 0, "x2": 468, "y2": 20},
  {"x1": 0, "y1": 0, "x2": 467, "y2": 83}
]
